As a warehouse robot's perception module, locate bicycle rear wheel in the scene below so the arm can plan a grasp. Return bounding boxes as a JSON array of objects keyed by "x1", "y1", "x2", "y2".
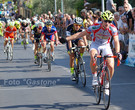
[
  {"x1": 103, "y1": 67, "x2": 111, "y2": 110},
  {"x1": 78, "y1": 57, "x2": 86, "y2": 87},
  {"x1": 47, "y1": 48, "x2": 51, "y2": 71}
]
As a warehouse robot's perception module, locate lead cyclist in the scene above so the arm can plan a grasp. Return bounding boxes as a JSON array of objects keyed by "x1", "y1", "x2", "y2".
[{"x1": 60, "y1": 10, "x2": 122, "y2": 94}]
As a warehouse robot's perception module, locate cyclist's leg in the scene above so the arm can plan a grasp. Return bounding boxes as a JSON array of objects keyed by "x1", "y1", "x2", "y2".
[
  {"x1": 90, "y1": 43, "x2": 99, "y2": 86},
  {"x1": 42, "y1": 40, "x2": 47, "y2": 58},
  {"x1": 50, "y1": 41, "x2": 54, "y2": 55},
  {"x1": 102, "y1": 44, "x2": 114, "y2": 79},
  {"x1": 77, "y1": 39, "x2": 85, "y2": 57},
  {"x1": 25, "y1": 32, "x2": 29, "y2": 44},
  {"x1": 34, "y1": 42, "x2": 38, "y2": 59},
  {"x1": 10, "y1": 38, "x2": 14, "y2": 49},
  {"x1": 4, "y1": 37, "x2": 8, "y2": 51}
]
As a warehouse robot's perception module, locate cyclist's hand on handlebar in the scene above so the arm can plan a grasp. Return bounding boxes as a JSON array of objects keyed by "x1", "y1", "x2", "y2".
[
  {"x1": 59, "y1": 37, "x2": 67, "y2": 44},
  {"x1": 115, "y1": 52, "x2": 122, "y2": 60}
]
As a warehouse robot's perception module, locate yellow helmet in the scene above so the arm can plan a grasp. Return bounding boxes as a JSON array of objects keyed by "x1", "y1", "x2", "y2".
[{"x1": 101, "y1": 10, "x2": 114, "y2": 21}]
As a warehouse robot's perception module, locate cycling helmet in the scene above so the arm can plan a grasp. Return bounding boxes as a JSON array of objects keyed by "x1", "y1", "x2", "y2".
[
  {"x1": 73, "y1": 17, "x2": 83, "y2": 25},
  {"x1": 8, "y1": 22, "x2": 14, "y2": 27},
  {"x1": 45, "y1": 20, "x2": 53, "y2": 25},
  {"x1": 15, "y1": 20, "x2": 20, "y2": 25},
  {"x1": 22, "y1": 20, "x2": 27, "y2": 23},
  {"x1": 101, "y1": 10, "x2": 114, "y2": 21},
  {"x1": 0, "y1": 21, "x2": 3, "y2": 26}
]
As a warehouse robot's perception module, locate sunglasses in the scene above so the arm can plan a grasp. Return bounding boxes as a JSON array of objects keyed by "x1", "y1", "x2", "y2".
[
  {"x1": 46, "y1": 25, "x2": 52, "y2": 27},
  {"x1": 104, "y1": 20, "x2": 112, "y2": 23},
  {"x1": 74, "y1": 24, "x2": 82, "y2": 27}
]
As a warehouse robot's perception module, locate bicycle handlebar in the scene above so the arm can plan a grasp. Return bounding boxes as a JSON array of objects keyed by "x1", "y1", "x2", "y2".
[{"x1": 93, "y1": 55, "x2": 120, "y2": 66}]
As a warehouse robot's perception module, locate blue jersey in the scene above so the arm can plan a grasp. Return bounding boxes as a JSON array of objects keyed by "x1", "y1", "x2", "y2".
[{"x1": 41, "y1": 25, "x2": 57, "y2": 38}]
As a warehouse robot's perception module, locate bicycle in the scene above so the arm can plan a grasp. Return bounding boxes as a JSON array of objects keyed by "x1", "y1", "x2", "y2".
[
  {"x1": 45, "y1": 39, "x2": 53, "y2": 72},
  {"x1": 93, "y1": 53, "x2": 120, "y2": 110},
  {"x1": 70, "y1": 45, "x2": 87, "y2": 87},
  {"x1": 5, "y1": 37, "x2": 13, "y2": 61},
  {"x1": 35, "y1": 38, "x2": 43, "y2": 67}
]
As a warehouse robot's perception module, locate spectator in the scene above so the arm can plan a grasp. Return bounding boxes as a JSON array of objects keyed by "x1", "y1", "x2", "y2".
[
  {"x1": 81, "y1": 9, "x2": 87, "y2": 20},
  {"x1": 124, "y1": 0, "x2": 132, "y2": 10},
  {"x1": 118, "y1": 6, "x2": 125, "y2": 18},
  {"x1": 131, "y1": 8, "x2": 135, "y2": 34},
  {"x1": 124, "y1": 3, "x2": 134, "y2": 32},
  {"x1": 65, "y1": 15, "x2": 72, "y2": 27},
  {"x1": 114, "y1": 12, "x2": 121, "y2": 29},
  {"x1": 106, "y1": 0, "x2": 116, "y2": 13}
]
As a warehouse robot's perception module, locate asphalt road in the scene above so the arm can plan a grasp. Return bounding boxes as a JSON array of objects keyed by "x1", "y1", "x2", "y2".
[{"x1": 0, "y1": 37, "x2": 135, "y2": 110}]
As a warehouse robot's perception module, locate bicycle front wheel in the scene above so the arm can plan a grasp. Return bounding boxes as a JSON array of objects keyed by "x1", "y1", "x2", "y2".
[
  {"x1": 9, "y1": 46, "x2": 13, "y2": 61},
  {"x1": 47, "y1": 48, "x2": 51, "y2": 71},
  {"x1": 103, "y1": 67, "x2": 111, "y2": 110},
  {"x1": 78, "y1": 57, "x2": 86, "y2": 87},
  {"x1": 39, "y1": 55, "x2": 42, "y2": 68},
  {"x1": 95, "y1": 72, "x2": 102, "y2": 104}
]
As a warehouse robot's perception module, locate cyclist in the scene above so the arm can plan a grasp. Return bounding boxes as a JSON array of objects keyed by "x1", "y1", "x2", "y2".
[
  {"x1": 4, "y1": 22, "x2": 17, "y2": 52},
  {"x1": 14, "y1": 20, "x2": 21, "y2": 41},
  {"x1": 60, "y1": 10, "x2": 121, "y2": 90},
  {"x1": 41, "y1": 20, "x2": 59, "y2": 62},
  {"x1": 20, "y1": 20, "x2": 29, "y2": 45},
  {"x1": 66, "y1": 17, "x2": 88, "y2": 81},
  {"x1": 30, "y1": 22, "x2": 44, "y2": 63},
  {"x1": 0, "y1": 21, "x2": 3, "y2": 37}
]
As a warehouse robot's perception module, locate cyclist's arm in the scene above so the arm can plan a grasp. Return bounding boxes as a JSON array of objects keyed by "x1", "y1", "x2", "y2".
[
  {"x1": 41, "y1": 33, "x2": 44, "y2": 41},
  {"x1": 82, "y1": 35, "x2": 88, "y2": 46},
  {"x1": 54, "y1": 32, "x2": 59, "y2": 42},
  {"x1": 66, "y1": 30, "x2": 89, "y2": 41},
  {"x1": 113, "y1": 35, "x2": 120, "y2": 53}
]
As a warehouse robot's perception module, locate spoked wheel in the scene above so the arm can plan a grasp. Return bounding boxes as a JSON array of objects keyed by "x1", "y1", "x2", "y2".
[
  {"x1": 24, "y1": 39, "x2": 27, "y2": 50},
  {"x1": 74, "y1": 67, "x2": 79, "y2": 84},
  {"x1": 78, "y1": 57, "x2": 86, "y2": 87},
  {"x1": 47, "y1": 48, "x2": 51, "y2": 71},
  {"x1": 39, "y1": 56, "x2": 42, "y2": 68},
  {"x1": 6, "y1": 47, "x2": 9, "y2": 60},
  {"x1": 94, "y1": 73, "x2": 102, "y2": 105},
  {"x1": 94, "y1": 85, "x2": 101, "y2": 104},
  {"x1": 9, "y1": 47, "x2": 13, "y2": 61},
  {"x1": 103, "y1": 67, "x2": 111, "y2": 110}
]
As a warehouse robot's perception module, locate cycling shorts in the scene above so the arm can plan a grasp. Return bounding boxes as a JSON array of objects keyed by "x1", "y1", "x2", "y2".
[
  {"x1": 90, "y1": 42, "x2": 113, "y2": 56},
  {"x1": 44, "y1": 35, "x2": 55, "y2": 41}
]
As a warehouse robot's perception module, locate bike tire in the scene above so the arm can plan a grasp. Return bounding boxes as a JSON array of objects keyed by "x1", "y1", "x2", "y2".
[
  {"x1": 6, "y1": 47, "x2": 9, "y2": 60},
  {"x1": 78, "y1": 57, "x2": 86, "y2": 87},
  {"x1": 9, "y1": 47, "x2": 13, "y2": 61},
  {"x1": 39, "y1": 56, "x2": 42, "y2": 68},
  {"x1": 24, "y1": 40, "x2": 27, "y2": 50},
  {"x1": 94, "y1": 70, "x2": 102, "y2": 104},
  {"x1": 74, "y1": 59, "x2": 79, "y2": 84},
  {"x1": 47, "y1": 48, "x2": 51, "y2": 71},
  {"x1": 103, "y1": 67, "x2": 111, "y2": 110}
]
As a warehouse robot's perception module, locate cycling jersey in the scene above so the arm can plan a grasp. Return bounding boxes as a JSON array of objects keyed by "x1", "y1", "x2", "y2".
[
  {"x1": 41, "y1": 25, "x2": 57, "y2": 41},
  {"x1": 66, "y1": 24, "x2": 84, "y2": 51},
  {"x1": 5, "y1": 26, "x2": 17, "y2": 38},
  {"x1": 86, "y1": 22, "x2": 118, "y2": 45},
  {"x1": 32, "y1": 27, "x2": 41, "y2": 39},
  {"x1": 21, "y1": 23, "x2": 29, "y2": 31}
]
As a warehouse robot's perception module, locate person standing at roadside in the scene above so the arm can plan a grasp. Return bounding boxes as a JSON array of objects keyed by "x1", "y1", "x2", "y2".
[{"x1": 106, "y1": 0, "x2": 116, "y2": 13}]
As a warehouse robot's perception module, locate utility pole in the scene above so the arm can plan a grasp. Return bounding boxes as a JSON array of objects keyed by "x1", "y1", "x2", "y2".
[
  {"x1": 61, "y1": 0, "x2": 64, "y2": 14},
  {"x1": 55, "y1": 0, "x2": 57, "y2": 14},
  {"x1": 102, "y1": 0, "x2": 105, "y2": 12}
]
